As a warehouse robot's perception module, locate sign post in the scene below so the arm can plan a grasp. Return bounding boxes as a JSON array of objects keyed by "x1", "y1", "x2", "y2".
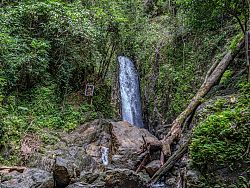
[{"x1": 85, "y1": 84, "x2": 95, "y2": 104}]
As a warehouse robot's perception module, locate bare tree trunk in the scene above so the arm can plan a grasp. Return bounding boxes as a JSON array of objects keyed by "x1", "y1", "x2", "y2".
[
  {"x1": 161, "y1": 39, "x2": 245, "y2": 157},
  {"x1": 150, "y1": 140, "x2": 190, "y2": 184}
]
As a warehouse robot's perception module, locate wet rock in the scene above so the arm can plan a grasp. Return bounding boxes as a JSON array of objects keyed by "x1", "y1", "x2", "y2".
[
  {"x1": 28, "y1": 120, "x2": 161, "y2": 174},
  {"x1": 111, "y1": 121, "x2": 162, "y2": 170},
  {"x1": 151, "y1": 182, "x2": 169, "y2": 188},
  {"x1": 22, "y1": 120, "x2": 163, "y2": 187},
  {"x1": 186, "y1": 169, "x2": 202, "y2": 187},
  {"x1": 155, "y1": 124, "x2": 172, "y2": 139},
  {"x1": 79, "y1": 171, "x2": 100, "y2": 184},
  {"x1": 104, "y1": 169, "x2": 149, "y2": 188},
  {"x1": 165, "y1": 177, "x2": 176, "y2": 186},
  {"x1": 76, "y1": 168, "x2": 149, "y2": 188},
  {"x1": 0, "y1": 168, "x2": 53, "y2": 188},
  {"x1": 53, "y1": 157, "x2": 73, "y2": 188},
  {"x1": 178, "y1": 153, "x2": 188, "y2": 168},
  {"x1": 145, "y1": 160, "x2": 161, "y2": 177},
  {"x1": 66, "y1": 182, "x2": 103, "y2": 188},
  {"x1": 171, "y1": 166, "x2": 179, "y2": 176}
]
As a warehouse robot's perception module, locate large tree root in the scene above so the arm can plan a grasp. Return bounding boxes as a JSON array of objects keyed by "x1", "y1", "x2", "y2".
[{"x1": 161, "y1": 39, "x2": 245, "y2": 157}]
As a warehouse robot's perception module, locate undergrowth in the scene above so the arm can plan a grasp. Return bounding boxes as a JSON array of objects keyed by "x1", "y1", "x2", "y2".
[
  {"x1": 0, "y1": 85, "x2": 102, "y2": 165},
  {"x1": 190, "y1": 81, "x2": 250, "y2": 186}
]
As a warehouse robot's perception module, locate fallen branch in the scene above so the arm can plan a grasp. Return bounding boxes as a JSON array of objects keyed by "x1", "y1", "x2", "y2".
[
  {"x1": 136, "y1": 135, "x2": 151, "y2": 173},
  {"x1": 150, "y1": 140, "x2": 190, "y2": 184},
  {"x1": 161, "y1": 39, "x2": 245, "y2": 156},
  {"x1": 136, "y1": 153, "x2": 150, "y2": 173}
]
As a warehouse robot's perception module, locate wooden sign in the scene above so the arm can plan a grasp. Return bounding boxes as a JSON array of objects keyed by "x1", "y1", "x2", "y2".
[{"x1": 85, "y1": 84, "x2": 95, "y2": 96}]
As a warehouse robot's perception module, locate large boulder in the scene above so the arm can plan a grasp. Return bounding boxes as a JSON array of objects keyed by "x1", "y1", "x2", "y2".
[
  {"x1": 110, "y1": 121, "x2": 162, "y2": 169},
  {"x1": 27, "y1": 120, "x2": 161, "y2": 186},
  {"x1": 67, "y1": 168, "x2": 149, "y2": 188},
  {"x1": 145, "y1": 160, "x2": 161, "y2": 177},
  {"x1": 0, "y1": 168, "x2": 54, "y2": 188}
]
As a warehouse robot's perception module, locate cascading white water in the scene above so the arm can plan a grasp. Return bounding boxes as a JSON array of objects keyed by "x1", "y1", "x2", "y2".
[
  {"x1": 118, "y1": 56, "x2": 144, "y2": 128},
  {"x1": 101, "y1": 146, "x2": 109, "y2": 166}
]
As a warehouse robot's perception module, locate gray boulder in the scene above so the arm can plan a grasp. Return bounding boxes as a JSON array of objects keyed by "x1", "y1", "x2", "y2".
[
  {"x1": 67, "y1": 168, "x2": 149, "y2": 188},
  {"x1": 0, "y1": 168, "x2": 53, "y2": 188}
]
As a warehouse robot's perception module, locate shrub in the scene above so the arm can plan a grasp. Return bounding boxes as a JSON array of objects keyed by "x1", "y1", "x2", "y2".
[{"x1": 190, "y1": 93, "x2": 250, "y2": 170}]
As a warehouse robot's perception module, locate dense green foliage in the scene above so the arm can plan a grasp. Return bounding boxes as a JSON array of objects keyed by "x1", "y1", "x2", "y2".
[
  {"x1": 190, "y1": 81, "x2": 250, "y2": 186},
  {"x1": 190, "y1": 93, "x2": 249, "y2": 168},
  {"x1": 0, "y1": 0, "x2": 146, "y2": 164},
  {"x1": 140, "y1": 18, "x2": 241, "y2": 128},
  {"x1": 0, "y1": 3, "x2": 249, "y2": 187},
  {"x1": 0, "y1": 85, "x2": 98, "y2": 164},
  {"x1": 176, "y1": 0, "x2": 249, "y2": 32},
  {"x1": 0, "y1": 0, "x2": 143, "y2": 96}
]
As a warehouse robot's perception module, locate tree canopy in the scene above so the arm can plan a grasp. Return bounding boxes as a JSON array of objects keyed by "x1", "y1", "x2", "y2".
[{"x1": 176, "y1": 0, "x2": 249, "y2": 32}]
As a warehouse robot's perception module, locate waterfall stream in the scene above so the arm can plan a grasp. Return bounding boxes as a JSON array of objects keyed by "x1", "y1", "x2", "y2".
[{"x1": 118, "y1": 56, "x2": 144, "y2": 128}]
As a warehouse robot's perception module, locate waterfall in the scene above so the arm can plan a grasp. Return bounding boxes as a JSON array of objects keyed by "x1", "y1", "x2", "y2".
[
  {"x1": 118, "y1": 56, "x2": 144, "y2": 128},
  {"x1": 101, "y1": 146, "x2": 109, "y2": 166}
]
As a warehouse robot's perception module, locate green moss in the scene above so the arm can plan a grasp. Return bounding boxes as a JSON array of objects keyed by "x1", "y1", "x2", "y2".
[
  {"x1": 220, "y1": 70, "x2": 233, "y2": 85},
  {"x1": 190, "y1": 91, "x2": 250, "y2": 170},
  {"x1": 206, "y1": 97, "x2": 229, "y2": 112},
  {"x1": 229, "y1": 33, "x2": 243, "y2": 50},
  {"x1": 190, "y1": 84, "x2": 250, "y2": 187},
  {"x1": 40, "y1": 131, "x2": 60, "y2": 145}
]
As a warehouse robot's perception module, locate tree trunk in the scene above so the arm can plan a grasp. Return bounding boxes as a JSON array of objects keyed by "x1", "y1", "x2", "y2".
[
  {"x1": 161, "y1": 39, "x2": 245, "y2": 156},
  {"x1": 150, "y1": 140, "x2": 190, "y2": 184}
]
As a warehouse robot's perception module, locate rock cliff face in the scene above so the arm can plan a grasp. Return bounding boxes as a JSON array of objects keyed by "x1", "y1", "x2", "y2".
[
  {"x1": 0, "y1": 168, "x2": 54, "y2": 188},
  {"x1": 1, "y1": 120, "x2": 161, "y2": 188}
]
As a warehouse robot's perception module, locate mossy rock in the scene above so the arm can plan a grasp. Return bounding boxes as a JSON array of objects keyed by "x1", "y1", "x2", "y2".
[{"x1": 189, "y1": 93, "x2": 250, "y2": 187}]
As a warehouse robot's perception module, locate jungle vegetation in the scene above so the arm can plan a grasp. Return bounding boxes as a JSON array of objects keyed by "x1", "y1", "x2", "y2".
[{"x1": 0, "y1": 0, "x2": 249, "y2": 186}]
